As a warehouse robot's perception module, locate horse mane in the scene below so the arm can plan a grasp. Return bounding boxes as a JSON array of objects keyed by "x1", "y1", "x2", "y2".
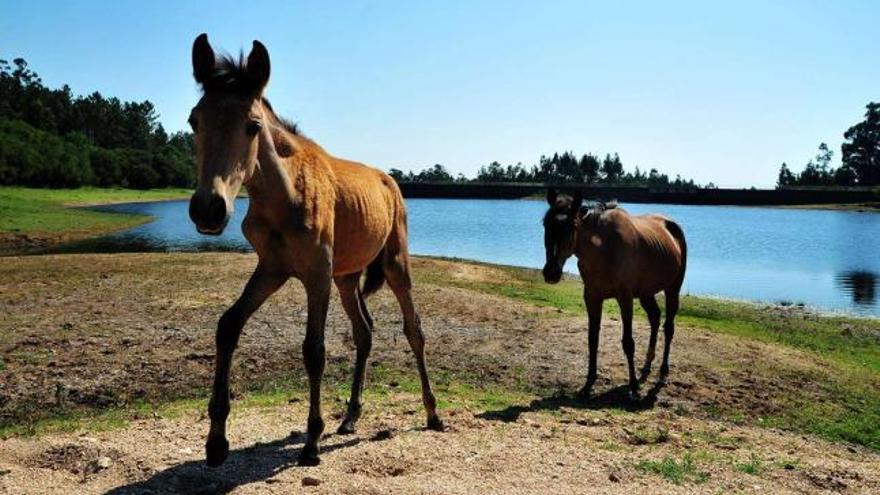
[
  {"x1": 579, "y1": 200, "x2": 618, "y2": 228},
  {"x1": 198, "y1": 52, "x2": 301, "y2": 136},
  {"x1": 260, "y1": 98, "x2": 301, "y2": 136}
]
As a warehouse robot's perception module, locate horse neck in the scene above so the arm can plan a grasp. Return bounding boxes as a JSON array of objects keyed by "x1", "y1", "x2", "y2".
[{"x1": 246, "y1": 125, "x2": 297, "y2": 205}]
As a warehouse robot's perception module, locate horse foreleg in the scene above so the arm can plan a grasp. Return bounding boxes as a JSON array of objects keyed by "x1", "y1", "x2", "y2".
[
  {"x1": 639, "y1": 295, "x2": 662, "y2": 380},
  {"x1": 298, "y1": 273, "x2": 331, "y2": 466},
  {"x1": 334, "y1": 272, "x2": 373, "y2": 434},
  {"x1": 618, "y1": 296, "x2": 640, "y2": 401},
  {"x1": 206, "y1": 265, "x2": 286, "y2": 467},
  {"x1": 578, "y1": 293, "x2": 603, "y2": 400}
]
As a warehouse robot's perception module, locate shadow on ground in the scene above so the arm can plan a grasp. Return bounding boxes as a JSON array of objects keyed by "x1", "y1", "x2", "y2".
[
  {"x1": 478, "y1": 378, "x2": 667, "y2": 423},
  {"x1": 103, "y1": 432, "x2": 361, "y2": 495}
]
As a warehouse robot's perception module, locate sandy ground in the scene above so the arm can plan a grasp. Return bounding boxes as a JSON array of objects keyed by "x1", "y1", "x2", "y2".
[{"x1": 1, "y1": 253, "x2": 878, "y2": 494}]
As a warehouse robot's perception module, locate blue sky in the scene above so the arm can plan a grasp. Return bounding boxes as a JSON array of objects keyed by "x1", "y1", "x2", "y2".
[{"x1": 2, "y1": 1, "x2": 878, "y2": 187}]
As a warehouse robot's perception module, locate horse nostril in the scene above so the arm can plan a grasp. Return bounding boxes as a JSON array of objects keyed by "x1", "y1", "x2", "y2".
[
  {"x1": 189, "y1": 193, "x2": 229, "y2": 232},
  {"x1": 208, "y1": 195, "x2": 227, "y2": 225}
]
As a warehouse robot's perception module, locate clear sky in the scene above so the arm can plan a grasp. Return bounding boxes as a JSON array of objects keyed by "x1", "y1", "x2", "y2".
[{"x1": 2, "y1": 1, "x2": 878, "y2": 187}]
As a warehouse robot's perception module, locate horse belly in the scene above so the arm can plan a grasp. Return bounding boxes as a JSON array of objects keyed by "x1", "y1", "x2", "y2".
[
  {"x1": 332, "y1": 189, "x2": 394, "y2": 276},
  {"x1": 635, "y1": 252, "x2": 681, "y2": 297}
]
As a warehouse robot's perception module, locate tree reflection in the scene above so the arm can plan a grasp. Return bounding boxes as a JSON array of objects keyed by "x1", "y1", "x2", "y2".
[{"x1": 835, "y1": 271, "x2": 878, "y2": 307}]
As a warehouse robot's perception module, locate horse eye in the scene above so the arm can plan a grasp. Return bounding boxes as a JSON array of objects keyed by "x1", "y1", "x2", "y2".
[
  {"x1": 246, "y1": 120, "x2": 262, "y2": 136},
  {"x1": 188, "y1": 116, "x2": 198, "y2": 133}
]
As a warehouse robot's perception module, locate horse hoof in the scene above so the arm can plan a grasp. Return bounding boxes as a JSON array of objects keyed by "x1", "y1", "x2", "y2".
[
  {"x1": 628, "y1": 390, "x2": 641, "y2": 403},
  {"x1": 576, "y1": 386, "x2": 592, "y2": 402},
  {"x1": 205, "y1": 437, "x2": 229, "y2": 467},
  {"x1": 337, "y1": 421, "x2": 356, "y2": 435},
  {"x1": 427, "y1": 415, "x2": 445, "y2": 432},
  {"x1": 297, "y1": 446, "x2": 321, "y2": 467}
]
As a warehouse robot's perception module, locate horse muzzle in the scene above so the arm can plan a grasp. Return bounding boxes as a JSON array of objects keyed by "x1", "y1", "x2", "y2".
[{"x1": 189, "y1": 192, "x2": 230, "y2": 236}]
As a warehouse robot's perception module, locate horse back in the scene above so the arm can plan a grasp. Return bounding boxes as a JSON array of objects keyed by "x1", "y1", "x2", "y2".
[
  {"x1": 630, "y1": 214, "x2": 686, "y2": 294},
  {"x1": 581, "y1": 209, "x2": 685, "y2": 297}
]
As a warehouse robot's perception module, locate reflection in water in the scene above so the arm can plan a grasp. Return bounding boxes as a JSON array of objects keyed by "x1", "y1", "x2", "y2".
[{"x1": 835, "y1": 271, "x2": 878, "y2": 307}]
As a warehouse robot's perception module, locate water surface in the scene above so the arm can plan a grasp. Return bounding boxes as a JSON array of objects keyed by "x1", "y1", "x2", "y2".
[{"x1": 88, "y1": 198, "x2": 880, "y2": 316}]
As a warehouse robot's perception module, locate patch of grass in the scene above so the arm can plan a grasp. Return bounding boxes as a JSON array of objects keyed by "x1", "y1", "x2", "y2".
[
  {"x1": 686, "y1": 428, "x2": 743, "y2": 449},
  {"x1": 676, "y1": 296, "x2": 880, "y2": 374},
  {"x1": 636, "y1": 453, "x2": 710, "y2": 485},
  {"x1": 625, "y1": 426, "x2": 670, "y2": 445},
  {"x1": 599, "y1": 440, "x2": 622, "y2": 451},
  {"x1": 0, "y1": 186, "x2": 190, "y2": 238},
  {"x1": 734, "y1": 453, "x2": 764, "y2": 476}
]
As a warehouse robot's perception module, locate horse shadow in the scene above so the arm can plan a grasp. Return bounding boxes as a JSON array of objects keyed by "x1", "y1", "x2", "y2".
[
  {"x1": 103, "y1": 432, "x2": 361, "y2": 495},
  {"x1": 478, "y1": 377, "x2": 667, "y2": 423}
]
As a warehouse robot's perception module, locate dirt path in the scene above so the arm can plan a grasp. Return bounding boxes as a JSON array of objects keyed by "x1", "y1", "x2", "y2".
[{"x1": 1, "y1": 253, "x2": 878, "y2": 493}]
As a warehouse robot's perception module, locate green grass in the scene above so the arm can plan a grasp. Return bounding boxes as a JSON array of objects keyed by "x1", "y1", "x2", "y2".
[
  {"x1": 735, "y1": 454, "x2": 764, "y2": 476},
  {"x1": 0, "y1": 186, "x2": 191, "y2": 237},
  {"x1": 636, "y1": 453, "x2": 710, "y2": 485}
]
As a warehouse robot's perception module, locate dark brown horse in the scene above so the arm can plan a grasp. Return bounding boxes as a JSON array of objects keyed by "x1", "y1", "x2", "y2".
[
  {"x1": 542, "y1": 189, "x2": 687, "y2": 401},
  {"x1": 187, "y1": 34, "x2": 442, "y2": 467}
]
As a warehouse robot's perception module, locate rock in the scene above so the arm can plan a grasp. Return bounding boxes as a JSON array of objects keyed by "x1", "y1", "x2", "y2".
[
  {"x1": 371, "y1": 429, "x2": 395, "y2": 441},
  {"x1": 88, "y1": 456, "x2": 112, "y2": 473},
  {"x1": 302, "y1": 476, "x2": 322, "y2": 486}
]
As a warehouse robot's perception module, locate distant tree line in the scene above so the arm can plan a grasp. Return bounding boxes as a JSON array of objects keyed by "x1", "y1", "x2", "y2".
[
  {"x1": 390, "y1": 152, "x2": 704, "y2": 188},
  {"x1": 0, "y1": 58, "x2": 195, "y2": 188},
  {"x1": 777, "y1": 103, "x2": 880, "y2": 188}
]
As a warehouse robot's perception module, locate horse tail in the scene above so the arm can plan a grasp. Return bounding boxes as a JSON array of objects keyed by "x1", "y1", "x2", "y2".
[
  {"x1": 665, "y1": 219, "x2": 687, "y2": 291},
  {"x1": 361, "y1": 248, "x2": 386, "y2": 298}
]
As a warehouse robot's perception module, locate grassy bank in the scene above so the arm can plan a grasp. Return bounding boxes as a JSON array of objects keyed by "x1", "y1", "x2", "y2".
[{"x1": 0, "y1": 186, "x2": 191, "y2": 253}]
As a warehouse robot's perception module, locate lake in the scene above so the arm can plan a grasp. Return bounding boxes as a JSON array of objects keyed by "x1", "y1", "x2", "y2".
[{"x1": 86, "y1": 198, "x2": 880, "y2": 317}]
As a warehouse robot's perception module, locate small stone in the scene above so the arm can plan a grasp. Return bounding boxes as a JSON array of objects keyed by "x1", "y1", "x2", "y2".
[
  {"x1": 302, "y1": 476, "x2": 322, "y2": 486},
  {"x1": 371, "y1": 429, "x2": 395, "y2": 441},
  {"x1": 609, "y1": 472, "x2": 621, "y2": 483},
  {"x1": 88, "y1": 456, "x2": 112, "y2": 472}
]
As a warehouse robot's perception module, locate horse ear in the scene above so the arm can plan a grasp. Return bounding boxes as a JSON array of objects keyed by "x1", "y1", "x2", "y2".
[
  {"x1": 571, "y1": 190, "x2": 583, "y2": 211},
  {"x1": 192, "y1": 33, "x2": 215, "y2": 84},
  {"x1": 547, "y1": 188, "x2": 557, "y2": 206},
  {"x1": 247, "y1": 40, "x2": 271, "y2": 91}
]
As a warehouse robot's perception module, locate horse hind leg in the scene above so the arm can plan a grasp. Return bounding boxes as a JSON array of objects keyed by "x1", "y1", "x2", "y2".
[
  {"x1": 639, "y1": 295, "x2": 662, "y2": 380},
  {"x1": 334, "y1": 272, "x2": 373, "y2": 435},
  {"x1": 617, "y1": 296, "x2": 640, "y2": 401},
  {"x1": 383, "y1": 253, "x2": 443, "y2": 431},
  {"x1": 660, "y1": 289, "x2": 680, "y2": 381}
]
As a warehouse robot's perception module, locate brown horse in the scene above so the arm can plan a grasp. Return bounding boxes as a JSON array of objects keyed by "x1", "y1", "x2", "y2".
[
  {"x1": 187, "y1": 34, "x2": 443, "y2": 467},
  {"x1": 542, "y1": 188, "x2": 687, "y2": 401}
]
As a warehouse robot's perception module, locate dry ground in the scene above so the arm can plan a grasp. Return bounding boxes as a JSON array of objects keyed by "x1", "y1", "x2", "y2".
[{"x1": 0, "y1": 253, "x2": 878, "y2": 494}]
